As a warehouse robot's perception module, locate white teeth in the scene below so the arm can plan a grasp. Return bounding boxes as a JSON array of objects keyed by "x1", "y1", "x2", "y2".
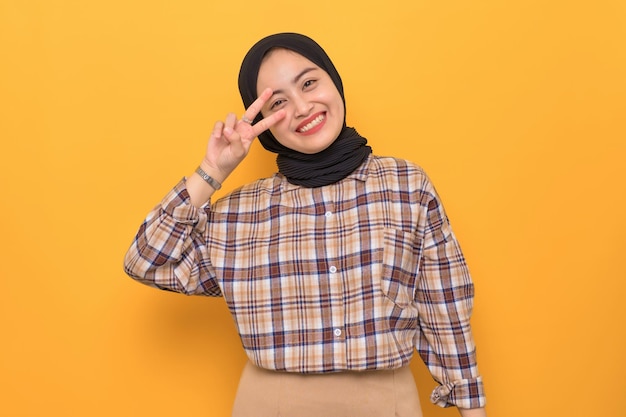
[{"x1": 299, "y1": 114, "x2": 324, "y2": 132}]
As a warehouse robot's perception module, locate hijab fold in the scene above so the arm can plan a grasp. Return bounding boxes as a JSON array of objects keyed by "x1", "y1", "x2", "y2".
[{"x1": 238, "y1": 33, "x2": 372, "y2": 188}]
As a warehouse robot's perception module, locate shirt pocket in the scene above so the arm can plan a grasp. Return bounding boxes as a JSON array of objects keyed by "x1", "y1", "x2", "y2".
[{"x1": 380, "y1": 228, "x2": 421, "y2": 309}]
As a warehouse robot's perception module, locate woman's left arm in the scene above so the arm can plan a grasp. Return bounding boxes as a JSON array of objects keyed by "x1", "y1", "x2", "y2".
[
  {"x1": 413, "y1": 173, "x2": 487, "y2": 409},
  {"x1": 459, "y1": 407, "x2": 487, "y2": 417}
]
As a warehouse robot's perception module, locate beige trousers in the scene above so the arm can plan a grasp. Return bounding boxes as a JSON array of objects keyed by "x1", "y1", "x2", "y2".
[{"x1": 232, "y1": 362, "x2": 423, "y2": 417}]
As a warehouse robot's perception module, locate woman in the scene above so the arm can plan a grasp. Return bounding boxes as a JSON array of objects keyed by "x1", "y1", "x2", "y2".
[{"x1": 124, "y1": 32, "x2": 487, "y2": 417}]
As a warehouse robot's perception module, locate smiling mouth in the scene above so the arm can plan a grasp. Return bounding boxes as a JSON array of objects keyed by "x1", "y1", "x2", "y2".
[{"x1": 297, "y1": 113, "x2": 325, "y2": 133}]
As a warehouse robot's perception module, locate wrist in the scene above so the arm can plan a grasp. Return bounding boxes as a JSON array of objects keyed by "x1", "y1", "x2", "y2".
[
  {"x1": 195, "y1": 166, "x2": 222, "y2": 190},
  {"x1": 199, "y1": 160, "x2": 227, "y2": 184},
  {"x1": 185, "y1": 161, "x2": 226, "y2": 208},
  {"x1": 458, "y1": 407, "x2": 487, "y2": 417}
]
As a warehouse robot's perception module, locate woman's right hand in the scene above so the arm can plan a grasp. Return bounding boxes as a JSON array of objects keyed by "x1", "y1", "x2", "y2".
[
  {"x1": 203, "y1": 88, "x2": 285, "y2": 179},
  {"x1": 186, "y1": 88, "x2": 285, "y2": 207}
]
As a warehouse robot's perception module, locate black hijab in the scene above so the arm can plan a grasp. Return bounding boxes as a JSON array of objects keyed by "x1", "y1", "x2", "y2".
[{"x1": 238, "y1": 33, "x2": 372, "y2": 188}]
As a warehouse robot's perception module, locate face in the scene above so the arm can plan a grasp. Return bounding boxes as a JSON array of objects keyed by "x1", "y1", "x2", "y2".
[{"x1": 256, "y1": 48, "x2": 345, "y2": 154}]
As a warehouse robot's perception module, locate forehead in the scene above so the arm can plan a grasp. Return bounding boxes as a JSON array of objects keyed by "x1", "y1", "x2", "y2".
[
  {"x1": 257, "y1": 48, "x2": 321, "y2": 85},
  {"x1": 261, "y1": 47, "x2": 316, "y2": 67}
]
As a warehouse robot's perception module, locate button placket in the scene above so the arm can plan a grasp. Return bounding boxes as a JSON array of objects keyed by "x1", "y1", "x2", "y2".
[{"x1": 320, "y1": 197, "x2": 346, "y2": 363}]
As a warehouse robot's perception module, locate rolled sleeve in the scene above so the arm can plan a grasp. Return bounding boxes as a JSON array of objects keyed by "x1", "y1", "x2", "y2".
[
  {"x1": 430, "y1": 376, "x2": 485, "y2": 408},
  {"x1": 123, "y1": 178, "x2": 221, "y2": 296}
]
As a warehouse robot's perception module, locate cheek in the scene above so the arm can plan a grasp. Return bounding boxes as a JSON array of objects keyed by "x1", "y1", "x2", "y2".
[
  {"x1": 330, "y1": 94, "x2": 345, "y2": 124},
  {"x1": 268, "y1": 116, "x2": 290, "y2": 138},
  {"x1": 322, "y1": 90, "x2": 345, "y2": 117}
]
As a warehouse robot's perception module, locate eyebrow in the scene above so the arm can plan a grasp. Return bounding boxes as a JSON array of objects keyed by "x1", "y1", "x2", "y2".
[{"x1": 270, "y1": 67, "x2": 318, "y2": 96}]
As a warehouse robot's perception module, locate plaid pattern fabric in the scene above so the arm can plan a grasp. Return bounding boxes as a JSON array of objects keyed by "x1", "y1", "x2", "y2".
[{"x1": 124, "y1": 155, "x2": 486, "y2": 408}]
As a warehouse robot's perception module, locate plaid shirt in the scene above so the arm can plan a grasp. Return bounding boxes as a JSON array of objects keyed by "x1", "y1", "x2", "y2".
[{"x1": 124, "y1": 155, "x2": 486, "y2": 409}]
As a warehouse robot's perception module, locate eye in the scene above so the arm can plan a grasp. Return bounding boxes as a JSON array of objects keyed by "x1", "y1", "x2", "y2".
[
  {"x1": 270, "y1": 98, "x2": 286, "y2": 110},
  {"x1": 303, "y1": 79, "x2": 317, "y2": 89}
]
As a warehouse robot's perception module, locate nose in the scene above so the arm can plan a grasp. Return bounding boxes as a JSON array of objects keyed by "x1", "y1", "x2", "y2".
[{"x1": 293, "y1": 94, "x2": 313, "y2": 118}]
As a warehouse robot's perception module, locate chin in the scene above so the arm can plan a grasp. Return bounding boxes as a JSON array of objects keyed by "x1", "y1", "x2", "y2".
[{"x1": 300, "y1": 138, "x2": 337, "y2": 154}]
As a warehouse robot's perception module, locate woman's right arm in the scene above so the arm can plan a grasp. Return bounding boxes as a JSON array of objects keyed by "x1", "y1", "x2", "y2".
[
  {"x1": 123, "y1": 89, "x2": 285, "y2": 294},
  {"x1": 187, "y1": 88, "x2": 285, "y2": 208},
  {"x1": 123, "y1": 180, "x2": 221, "y2": 295}
]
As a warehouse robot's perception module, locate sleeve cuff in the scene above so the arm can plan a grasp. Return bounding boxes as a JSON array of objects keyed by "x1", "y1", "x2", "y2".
[
  {"x1": 160, "y1": 178, "x2": 207, "y2": 230},
  {"x1": 430, "y1": 376, "x2": 486, "y2": 409}
]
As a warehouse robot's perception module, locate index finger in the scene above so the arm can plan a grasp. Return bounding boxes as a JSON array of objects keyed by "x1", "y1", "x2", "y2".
[
  {"x1": 251, "y1": 109, "x2": 286, "y2": 137},
  {"x1": 242, "y1": 87, "x2": 273, "y2": 123}
]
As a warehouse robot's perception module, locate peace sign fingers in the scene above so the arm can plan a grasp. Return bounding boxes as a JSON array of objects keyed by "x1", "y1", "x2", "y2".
[
  {"x1": 198, "y1": 89, "x2": 286, "y2": 192},
  {"x1": 239, "y1": 88, "x2": 286, "y2": 138}
]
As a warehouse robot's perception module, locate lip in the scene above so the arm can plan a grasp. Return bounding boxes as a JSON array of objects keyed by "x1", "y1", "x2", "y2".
[{"x1": 296, "y1": 112, "x2": 326, "y2": 136}]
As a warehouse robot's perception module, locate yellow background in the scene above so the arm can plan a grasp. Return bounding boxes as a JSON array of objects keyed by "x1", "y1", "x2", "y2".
[{"x1": 1, "y1": 0, "x2": 625, "y2": 416}]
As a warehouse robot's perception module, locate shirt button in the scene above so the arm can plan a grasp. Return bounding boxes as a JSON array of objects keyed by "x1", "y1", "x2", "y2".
[
  {"x1": 325, "y1": 211, "x2": 332, "y2": 218},
  {"x1": 334, "y1": 328, "x2": 342, "y2": 337},
  {"x1": 329, "y1": 265, "x2": 337, "y2": 273}
]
